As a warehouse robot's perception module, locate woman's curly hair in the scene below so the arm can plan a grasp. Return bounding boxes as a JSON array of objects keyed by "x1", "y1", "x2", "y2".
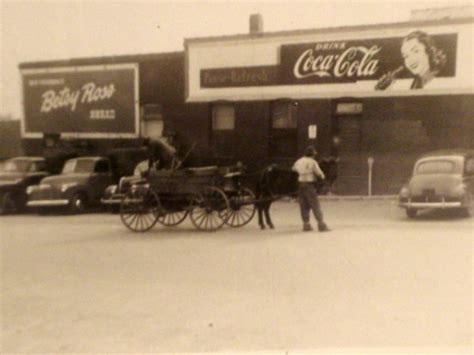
[{"x1": 403, "y1": 30, "x2": 447, "y2": 71}]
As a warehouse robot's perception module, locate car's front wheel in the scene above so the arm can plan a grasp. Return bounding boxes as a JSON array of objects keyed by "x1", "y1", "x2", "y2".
[
  {"x1": 69, "y1": 192, "x2": 87, "y2": 213},
  {"x1": 406, "y1": 208, "x2": 417, "y2": 219},
  {"x1": 0, "y1": 193, "x2": 16, "y2": 215}
]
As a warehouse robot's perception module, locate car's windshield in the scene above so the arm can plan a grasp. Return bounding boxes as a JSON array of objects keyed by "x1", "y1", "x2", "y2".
[
  {"x1": 2, "y1": 159, "x2": 31, "y2": 173},
  {"x1": 415, "y1": 160, "x2": 459, "y2": 175},
  {"x1": 62, "y1": 159, "x2": 96, "y2": 174}
]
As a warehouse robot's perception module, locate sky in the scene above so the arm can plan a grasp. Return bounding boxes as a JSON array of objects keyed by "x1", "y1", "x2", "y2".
[{"x1": 1, "y1": 0, "x2": 472, "y2": 119}]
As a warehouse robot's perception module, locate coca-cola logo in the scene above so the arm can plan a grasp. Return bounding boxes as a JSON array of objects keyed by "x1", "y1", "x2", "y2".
[
  {"x1": 293, "y1": 43, "x2": 381, "y2": 80},
  {"x1": 40, "y1": 82, "x2": 116, "y2": 113}
]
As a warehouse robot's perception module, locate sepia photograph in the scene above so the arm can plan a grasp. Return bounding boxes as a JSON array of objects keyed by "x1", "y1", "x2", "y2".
[{"x1": 1, "y1": 0, "x2": 473, "y2": 353}]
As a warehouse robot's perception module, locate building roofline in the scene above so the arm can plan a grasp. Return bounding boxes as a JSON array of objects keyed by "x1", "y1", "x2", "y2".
[
  {"x1": 19, "y1": 50, "x2": 183, "y2": 70},
  {"x1": 184, "y1": 17, "x2": 473, "y2": 46}
]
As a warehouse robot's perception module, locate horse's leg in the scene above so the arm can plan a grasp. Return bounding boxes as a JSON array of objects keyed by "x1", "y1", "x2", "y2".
[
  {"x1": 256, "y1": 202, "x2": 265, "y2": 229},
  {"x1": 263, "y1": 201, "x2": 274, "y2": 229}
]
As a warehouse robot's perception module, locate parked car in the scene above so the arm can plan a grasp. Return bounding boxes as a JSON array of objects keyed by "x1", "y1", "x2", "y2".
[
  {"x1": 101, "y1": 160, "x2": 149, "y2": 211},
  {"x1": 26, "y1": 156, "x2": 115, "y2": 213},
  {"x1": 0, "y1": 157, "x2": 49, "y2": 214},
  {"x1": 398, "y1": 149, "x2": 474, "y2": 218}
]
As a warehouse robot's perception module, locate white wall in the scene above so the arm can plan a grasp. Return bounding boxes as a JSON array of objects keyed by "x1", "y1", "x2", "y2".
[{"x1": 186, "y1": 20, "x2": 474, "y2": 102}]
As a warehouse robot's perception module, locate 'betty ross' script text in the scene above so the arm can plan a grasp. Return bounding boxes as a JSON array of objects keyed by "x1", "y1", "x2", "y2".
[{"x1": 40, "y1": 82, "x2": 116, "y2": 113}]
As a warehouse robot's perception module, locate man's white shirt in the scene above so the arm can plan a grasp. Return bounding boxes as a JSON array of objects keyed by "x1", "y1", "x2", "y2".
[{"x1": 292, "y1": 156, "x2": 325, "y2": 182}]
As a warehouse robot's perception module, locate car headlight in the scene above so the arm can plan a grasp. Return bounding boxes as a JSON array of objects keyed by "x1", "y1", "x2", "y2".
[
  {"x1": 399, "y1": 185, "x2": 410, "y2": 198},
  {"x1": 26, "y1": 186, "x2": 35, "y2": 194},
  {"x1": 61, "y1": 182, "x2": 78, "y2": 193}
]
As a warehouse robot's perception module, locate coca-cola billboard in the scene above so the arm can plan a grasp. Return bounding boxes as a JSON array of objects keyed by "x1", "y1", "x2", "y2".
[
  {"x1": 21, "y1": 64, "x2": 139, "y2": 138},
  {"x1": 280, "y1": 33, "x2": 457, "y2": 86}
]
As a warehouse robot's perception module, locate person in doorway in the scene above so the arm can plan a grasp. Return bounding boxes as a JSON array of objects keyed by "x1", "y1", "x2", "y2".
[
  {"x1": 375, "y1": 30, "x2": 447, "y2": 90},
  {"x1": 292, "y1": 145, "x2": 330, "y2": 232}
]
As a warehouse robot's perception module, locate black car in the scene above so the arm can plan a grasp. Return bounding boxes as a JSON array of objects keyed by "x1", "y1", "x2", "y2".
[
  {"x1": 26, "y1": 156, "x2": 115, "y2": 213},
  {"x1": 0, "y1": 157, "x2": 49, "y2": 214}
]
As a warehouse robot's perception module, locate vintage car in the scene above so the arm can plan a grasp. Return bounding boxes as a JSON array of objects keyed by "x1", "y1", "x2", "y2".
[
  {"x1": 0, "y1": 157, "x2": 49, "y2": 214},
  {"x1": 101, "y1": 160, "x2": 149, "y2": 211},
  {"x1": 26, "y1": 156, "x2": 115, "y2": 213},
  {"x1": 398, "y1": 150, "x2": 474, "y2": 218}
]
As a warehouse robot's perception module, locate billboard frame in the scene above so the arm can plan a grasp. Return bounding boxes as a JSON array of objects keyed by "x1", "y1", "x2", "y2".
[{"x1": 20, "y1": 63, "x2": 140, "y2": 139}]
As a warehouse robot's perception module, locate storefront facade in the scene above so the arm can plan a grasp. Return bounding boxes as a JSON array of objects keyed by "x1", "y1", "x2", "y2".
[
  {"x1": 18, "y1": 14, "x2": 474, "y2": 194},
  {"x1": 184, "y1": 16, "x2": 474, "y2": 194}
]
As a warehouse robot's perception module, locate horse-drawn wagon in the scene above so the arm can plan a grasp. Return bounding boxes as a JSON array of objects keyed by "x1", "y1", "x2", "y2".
[{"x1": 119, "y1": 165, "x2": 256, "y2": 232}]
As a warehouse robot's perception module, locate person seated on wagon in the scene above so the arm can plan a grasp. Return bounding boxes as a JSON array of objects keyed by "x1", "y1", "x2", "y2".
[{"x1": 143, "y1": 137, "x2": 178, "y2": 170}]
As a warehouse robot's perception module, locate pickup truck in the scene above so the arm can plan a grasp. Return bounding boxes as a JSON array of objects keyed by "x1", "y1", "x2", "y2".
[
  {"x1": 26, "y1": 156, "x2": 115, "y2": 213},
  {"x1": 0, "y1": 157, "x2": 49, "y2": 214}
]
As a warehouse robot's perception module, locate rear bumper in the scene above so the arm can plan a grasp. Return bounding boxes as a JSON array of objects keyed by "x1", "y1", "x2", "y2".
[
  {"x1": 27, "y1": 199, "x2": 69, "y2": 207},
  {"x1": 399, "y1": 200, "x2": 462, "y2": 209}
]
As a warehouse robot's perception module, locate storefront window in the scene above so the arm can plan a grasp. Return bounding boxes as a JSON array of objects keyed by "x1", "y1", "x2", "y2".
[
  {"x1": 270, "y1": 101, "x2": 297, "y2": 157},
  {"x1": 212, "y1": 104, "x2": 235, "y2": 130},
  {"x1": 141, "y1": 104, "x2": 164, "y2": 139},
  {"x1": 272, "y1": 101, "x2": 297, "y2": 129}
]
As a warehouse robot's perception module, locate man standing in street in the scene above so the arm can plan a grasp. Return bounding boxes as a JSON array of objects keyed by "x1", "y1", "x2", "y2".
[{"x1": 292, "y1": 145, "x2": 330, "y2": 232}]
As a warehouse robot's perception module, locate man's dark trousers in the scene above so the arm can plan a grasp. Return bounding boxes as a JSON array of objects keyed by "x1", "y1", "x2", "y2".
[{"x1": 298, "y1": 182, "x2": 324, "y2": 227}]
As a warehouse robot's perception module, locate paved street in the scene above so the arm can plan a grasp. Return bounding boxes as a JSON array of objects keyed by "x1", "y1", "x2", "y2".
[{"x1": 1, "y1": 199, "x2": 472, "y2": 354}]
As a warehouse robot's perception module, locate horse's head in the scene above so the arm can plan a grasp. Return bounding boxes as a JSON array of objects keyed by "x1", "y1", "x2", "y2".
[{"x1": 318, "y1": 157, "x2": 339, "y2": 185}]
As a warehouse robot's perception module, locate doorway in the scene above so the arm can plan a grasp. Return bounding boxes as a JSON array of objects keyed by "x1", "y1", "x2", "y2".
[{"x1": 331, "y1": 102, "x2": 365, "y2": 194}]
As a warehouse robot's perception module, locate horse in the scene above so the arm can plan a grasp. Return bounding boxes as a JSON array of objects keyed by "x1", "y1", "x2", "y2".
[{"x1": 255, "y1": 157, "x2": 338, "y2": 229}]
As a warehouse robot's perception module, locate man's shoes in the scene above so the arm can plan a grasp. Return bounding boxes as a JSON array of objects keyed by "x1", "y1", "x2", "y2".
[
  {"x1": 318, "y1": 223, "x2": 330, "y2": 232},
  {"x1": 303, "y1": 224, "x2": 313, "y2": 232}
]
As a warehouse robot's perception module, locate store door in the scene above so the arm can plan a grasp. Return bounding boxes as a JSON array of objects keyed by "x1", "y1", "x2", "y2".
[
  {"x1": 332, "y1": 114, "x2": 365, "y2": 194},
  {"x1": 337, "y1": 116, "x2": 361, "y2": 153}
]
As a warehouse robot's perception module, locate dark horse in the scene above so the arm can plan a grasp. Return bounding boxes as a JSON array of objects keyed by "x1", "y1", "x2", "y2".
[{"x1": 255, "y1": 157, "x2": 338, "y2": 229}]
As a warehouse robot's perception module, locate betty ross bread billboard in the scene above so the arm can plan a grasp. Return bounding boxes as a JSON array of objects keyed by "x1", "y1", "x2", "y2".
[
  {"x1": 187, "y1": 20, "x2": 473, "y2": 101},
  {"x1": 21, "y1": 63, "x2": 139, "y2": 138}
]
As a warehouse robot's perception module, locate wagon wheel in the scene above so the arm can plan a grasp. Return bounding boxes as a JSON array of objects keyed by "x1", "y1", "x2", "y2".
[
  {"x1": 155, "y1": 195, "x2": 189, "y2": 227},
  {"x1": 157, "y1": 209, "x2": 189, "y2": 226},
  {"x1": 224, "y1": 187, "x2": 256, "y2": 227},
  {"x1": 189, "y1": 186, "x2": 230, "y2": 231},
  {"x1": 120, "y1": 186, "x2": 161, "y2": 233}
]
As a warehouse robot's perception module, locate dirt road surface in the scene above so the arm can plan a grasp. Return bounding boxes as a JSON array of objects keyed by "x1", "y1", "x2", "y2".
[{"x1": 1, "y1": 199, "x2": 472, "y2": 353}]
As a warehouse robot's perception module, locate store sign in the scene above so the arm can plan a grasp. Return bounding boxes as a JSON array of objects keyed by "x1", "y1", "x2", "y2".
[
  {"x1": 201, "y1": 66, "x2": 278, "y2": 88},
  {"x1": 336, "y1": 102, "x2": 363, "y2": 114},
  {"x1": 21, "y1": 64, "x2": 138, "y2": 137},
  {"x1": 280, "y1": 33, "x2": 457, "y2": 88},
  {"x1": 198, "y1": 32, "x2": 458, "y2": 93}
]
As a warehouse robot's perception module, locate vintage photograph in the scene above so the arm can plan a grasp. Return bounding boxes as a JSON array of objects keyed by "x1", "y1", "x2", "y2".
[{"x1": 1, "y1": 0, "x2": 473, "y2": 353}]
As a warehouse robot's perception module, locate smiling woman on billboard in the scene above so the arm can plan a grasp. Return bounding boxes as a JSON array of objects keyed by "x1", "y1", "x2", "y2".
[{"x1": 375, "y1": 30, "x2": 448, "y2": 90}]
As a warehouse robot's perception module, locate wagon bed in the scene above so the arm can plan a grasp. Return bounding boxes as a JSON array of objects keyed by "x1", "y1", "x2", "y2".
[{"x1": 119, "y1": 165, "x2": 256, "y2": 233}]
